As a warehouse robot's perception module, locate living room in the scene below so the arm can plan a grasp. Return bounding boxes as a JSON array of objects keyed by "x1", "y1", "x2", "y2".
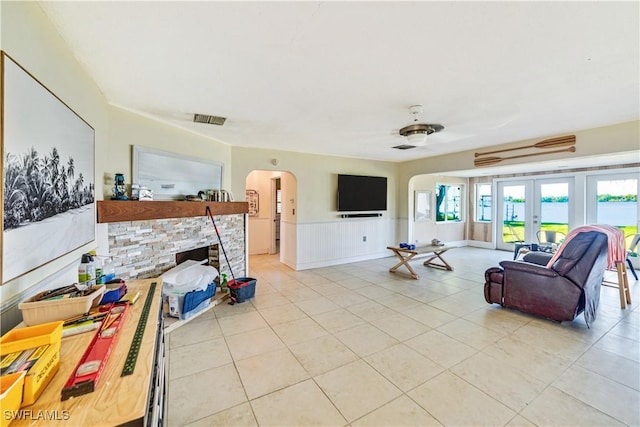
[{"x1": 1, "y1": 2, "x2": 639, "y2": 426}]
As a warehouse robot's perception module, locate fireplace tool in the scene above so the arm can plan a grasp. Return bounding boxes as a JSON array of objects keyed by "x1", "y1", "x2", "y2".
[{"x1": 205, "y1": 206, "x2": 254, "y2": 304}]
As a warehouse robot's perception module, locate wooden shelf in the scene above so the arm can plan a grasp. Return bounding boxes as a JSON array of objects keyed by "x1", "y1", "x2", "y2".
[{"x1": 97, "y1": 200, "x2": 249, "y2": 223}]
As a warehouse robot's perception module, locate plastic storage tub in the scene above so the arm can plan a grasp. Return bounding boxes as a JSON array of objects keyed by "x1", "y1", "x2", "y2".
[
  {"x1": 99, "y1": 282, "x2": 127, "y2": 305},
  {"x1": 0, "y1": 321, "x2": 63, "y2": 407},
  {"x1": 183, "y1": 283, "x2": 217, "y2": 320},
  {"x1": 0, "y1": 321, "x2": 63, "y2": 354},
  {"x1": 162, "y1": 261, "x2": 218, "y2": 320},
  {"x1": 0, "y1": 372, "x2": 26, "y2": 427},
  {"x1": 19, "y1": 286, "x2": 105, "y2": 326},
  {"x1": 165, "y1": 282, "x2": 216, "y2": 320}
]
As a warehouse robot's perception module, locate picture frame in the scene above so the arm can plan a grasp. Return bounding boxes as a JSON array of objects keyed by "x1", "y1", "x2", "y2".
[
  {"x1": 2, "y1": 52, "x2": 95, "y2": 284},
  {"x1": 246, "y1": 189, "x2": 259, "y2": 216},
  {"x1": 415, "y1": 190, "x2": 431, "y2": 221}
]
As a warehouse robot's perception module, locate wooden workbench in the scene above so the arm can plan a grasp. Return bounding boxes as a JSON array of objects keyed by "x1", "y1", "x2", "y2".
[
  {"x1": 387, "y1": 245, "x2": 455, "y2": 279},
  {"x1": 10, "y1": 278, "x2": 164, "y2": 427}
]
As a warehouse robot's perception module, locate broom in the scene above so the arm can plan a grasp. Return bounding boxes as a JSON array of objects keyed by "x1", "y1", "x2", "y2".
[{"x1": 205, "y1": 206, "x2": 246, "y2": 304}]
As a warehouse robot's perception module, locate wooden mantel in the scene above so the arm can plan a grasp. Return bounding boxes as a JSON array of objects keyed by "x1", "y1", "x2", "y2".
[{"x1": 97, "y1": 200, "x2": 249, "y2": 223}]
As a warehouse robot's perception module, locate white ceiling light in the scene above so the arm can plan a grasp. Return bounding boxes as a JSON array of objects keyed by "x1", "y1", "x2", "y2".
[{"x1": 398, "y1": 105, "x2": 444, "y2": 147}]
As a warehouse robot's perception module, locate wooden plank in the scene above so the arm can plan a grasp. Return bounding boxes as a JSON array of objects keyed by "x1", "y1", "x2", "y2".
[
  {"x1": 10, "y1": 279, "x2": 162, "y2": 427},
  {"x1": 163, "y1": 292, "x2": 228, "y2": 334},
  {"x1": 97, "y1": 200, "x2": 248, "y2": 223}
]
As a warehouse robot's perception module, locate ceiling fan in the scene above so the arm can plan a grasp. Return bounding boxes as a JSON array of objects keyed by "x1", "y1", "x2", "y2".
[{"x1": 394, "y1": 105, "x2": 445, "y2": 150}]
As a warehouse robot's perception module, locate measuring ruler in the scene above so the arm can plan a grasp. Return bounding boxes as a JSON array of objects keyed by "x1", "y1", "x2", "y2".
[
  {"x1": 61, "y1": 303, "x2": 129, "y2": 400},
  {"x1": 121, "y1": 281, "x2": 157, "y2": 376}
]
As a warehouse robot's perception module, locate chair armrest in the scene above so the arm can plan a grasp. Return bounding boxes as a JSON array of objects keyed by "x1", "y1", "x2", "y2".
[
  {"x1": 523, "y1": 251, "x2": 553, "y2": 266},
  {"x1": 499, "y1": 260, "x2": 559, "y2": 278}
]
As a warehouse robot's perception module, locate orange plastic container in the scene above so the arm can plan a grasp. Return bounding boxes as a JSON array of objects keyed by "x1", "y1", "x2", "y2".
[
  {"x1": 0, "y1": 321, "x2": 63, "y2": 355},
  {"x1": 0, "y1": 371, "x2": 26, "y2": 427}
]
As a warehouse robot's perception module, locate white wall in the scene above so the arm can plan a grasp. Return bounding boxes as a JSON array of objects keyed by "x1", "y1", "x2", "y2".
[
  {"x1": 106, "y1": 105, "x2": 232, "y2": 199},
  {"x1": 231, "y1": 147, "x2": 399, "y2": 222},
  {"x1": 1, "y1": 2, "x2": 108, "y2": 309},
  {"x1": 232, "y1": 147, "x2": 400, "y2": 269}
]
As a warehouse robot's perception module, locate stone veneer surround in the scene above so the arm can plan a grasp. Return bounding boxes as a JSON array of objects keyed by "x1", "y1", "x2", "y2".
[{"x1": 106, "y1": 214, "x2": 246, "y2": 280}]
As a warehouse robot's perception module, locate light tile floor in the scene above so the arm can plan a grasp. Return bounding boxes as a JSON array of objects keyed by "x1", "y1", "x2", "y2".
[{"x1": 166, "y1": 247, "x2": 640, "y2": 426}]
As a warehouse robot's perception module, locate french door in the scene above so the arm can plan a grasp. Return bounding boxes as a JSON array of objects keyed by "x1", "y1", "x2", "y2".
[{"x1": 496, "y1": 178, "x2": 574, "y2": 251}]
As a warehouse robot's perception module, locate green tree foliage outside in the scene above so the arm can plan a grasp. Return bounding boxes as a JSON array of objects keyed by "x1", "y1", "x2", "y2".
[
  {"x1": 502, "y1": 195, "x2": 638, "y2": 241},
  {"x1": 4, "y1": 147, "x2": 94, "y2": 230},
  {"x1": 597, "y1": 194, "x2": 638, "y2": 202},
  {"x1": 503, "y1": 222, "x2": 637, "y2": 243}
]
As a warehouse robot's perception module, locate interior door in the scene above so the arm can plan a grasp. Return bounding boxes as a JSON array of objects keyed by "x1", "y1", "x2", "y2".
[
  {"x1": 270, "y1": 177, "x2": 281, "y2": 255},
  {"x1": 497, "y1": 181, "x2": 532, "y2": 251}
]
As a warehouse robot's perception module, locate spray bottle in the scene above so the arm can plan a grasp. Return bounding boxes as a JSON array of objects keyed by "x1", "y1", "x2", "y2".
[
  {"x1": 101, "y1": 257, "x2": 116, "y2": 283},
  {"x1": 220, "y1": 273, "x2": 228, "y2": 293}
]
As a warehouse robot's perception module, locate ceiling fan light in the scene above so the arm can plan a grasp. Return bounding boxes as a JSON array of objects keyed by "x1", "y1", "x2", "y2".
[{"x1": 406, "y1": 132, "x2": 428, "y2": 146}]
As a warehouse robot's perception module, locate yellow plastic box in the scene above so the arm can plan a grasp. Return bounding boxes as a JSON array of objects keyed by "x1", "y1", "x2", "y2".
[
  {"x1": 0, "y1": 321, "x2": 63, "y2": 355},
  {"x1": 0, "y1": 371, "x2": 26, "y2": 427},
  {"x1": 20, "y1": 341, "x2": 61, "y2": 406},
  {"x1": 0, "y1": 322, "x2": 63, "y2": 407},
  {"x1": 18, "y1": 286, "x2": 105, "y2": 326}
]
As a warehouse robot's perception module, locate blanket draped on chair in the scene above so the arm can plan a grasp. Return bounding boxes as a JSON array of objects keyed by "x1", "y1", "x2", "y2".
[{"x1": 546, "y1": 224, "x2": 625, "y2": 270}]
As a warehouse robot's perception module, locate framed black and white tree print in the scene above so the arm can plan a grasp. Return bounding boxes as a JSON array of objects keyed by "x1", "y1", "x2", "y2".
[{"x1": 2, "y1": 52, "x2": 95, "y2": 284}]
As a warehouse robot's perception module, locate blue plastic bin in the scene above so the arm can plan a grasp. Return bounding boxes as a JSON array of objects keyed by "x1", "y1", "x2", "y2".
[{"x1": 181, "y1": 282, "x2": 217, "y2": 319}]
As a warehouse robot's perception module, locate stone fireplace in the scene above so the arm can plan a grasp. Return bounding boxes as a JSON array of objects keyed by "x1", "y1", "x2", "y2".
[{"x1": 104, "y1": 214, "x2": 246, "y2": 280}]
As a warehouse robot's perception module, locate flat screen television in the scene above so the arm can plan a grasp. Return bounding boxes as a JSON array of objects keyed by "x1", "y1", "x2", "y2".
[{"x1": 337, "y1": 174, "x2": 387, "y2": 212}]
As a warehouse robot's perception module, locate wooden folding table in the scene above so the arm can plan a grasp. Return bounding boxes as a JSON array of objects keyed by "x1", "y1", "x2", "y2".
[{"x1": 387, "y1": 244, "x2": 454, "y2": 279}]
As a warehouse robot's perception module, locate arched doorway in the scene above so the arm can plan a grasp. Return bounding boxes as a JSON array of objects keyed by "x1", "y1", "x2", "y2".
[{"x1": 245, "y1": 170, "x2": 297, "y2": 267}]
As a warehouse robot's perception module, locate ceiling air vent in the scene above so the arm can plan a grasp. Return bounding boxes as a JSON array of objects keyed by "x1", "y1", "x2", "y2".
[
  {"x1": 193, "y1": 114, "x2": 226, "y2": 126},
  {"x1": 392, "y1": 144, "x2": 417, "y2": 150}
]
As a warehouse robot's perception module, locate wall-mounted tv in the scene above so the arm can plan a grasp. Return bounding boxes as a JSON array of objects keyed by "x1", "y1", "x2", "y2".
[{"x1": 337, "y1": 174, "x2": 387, "y2": 212}]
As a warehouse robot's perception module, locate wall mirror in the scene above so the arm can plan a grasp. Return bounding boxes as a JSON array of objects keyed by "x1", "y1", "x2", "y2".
[
  {"x1": 415, "y1": 190, "x2": 432, "y2": 221},
  {"x1": 132, "y1": 146, "x2": 223, "y2": 200}
]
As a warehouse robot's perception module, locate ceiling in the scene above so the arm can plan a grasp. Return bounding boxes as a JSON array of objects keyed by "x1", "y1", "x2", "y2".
[{"x1": 37, "y1": 1, "x2": 639, "y2": 173}]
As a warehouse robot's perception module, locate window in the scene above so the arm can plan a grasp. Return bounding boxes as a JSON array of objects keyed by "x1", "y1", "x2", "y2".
[
  {"x1": 276, "y1": 189, "x2": 282, "y2": 214},
  {"x1": 436, "y1": 184, "x2": 463, "y2": 222},
  {"x1": 475, "y1": 183, "x2": 492, "y2": 222},
  {"x1": 596, "y1": 177, "x2": 637, "y2": 235}
]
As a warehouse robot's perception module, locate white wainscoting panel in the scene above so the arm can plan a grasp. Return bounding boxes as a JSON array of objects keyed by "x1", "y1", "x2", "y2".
[
  {"x1": 295, "y1": 217, "x2": 397, "y2": 270},
  {"x1": 281, "y1": 220, "x2": 297, "y2": 269}
]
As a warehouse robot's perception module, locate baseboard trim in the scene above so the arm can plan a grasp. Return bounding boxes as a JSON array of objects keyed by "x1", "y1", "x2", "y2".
[
  {"x1": 467, "y1": 240, "x2": 495, "y2": 249},
  {"x1": 295, "y1": 252, "x2": 390, "y2": 270}
]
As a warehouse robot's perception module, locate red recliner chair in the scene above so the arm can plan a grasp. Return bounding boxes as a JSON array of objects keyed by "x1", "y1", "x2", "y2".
[{"x1": 485, "y1": 231, "x2": 608, "y2": 326}]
